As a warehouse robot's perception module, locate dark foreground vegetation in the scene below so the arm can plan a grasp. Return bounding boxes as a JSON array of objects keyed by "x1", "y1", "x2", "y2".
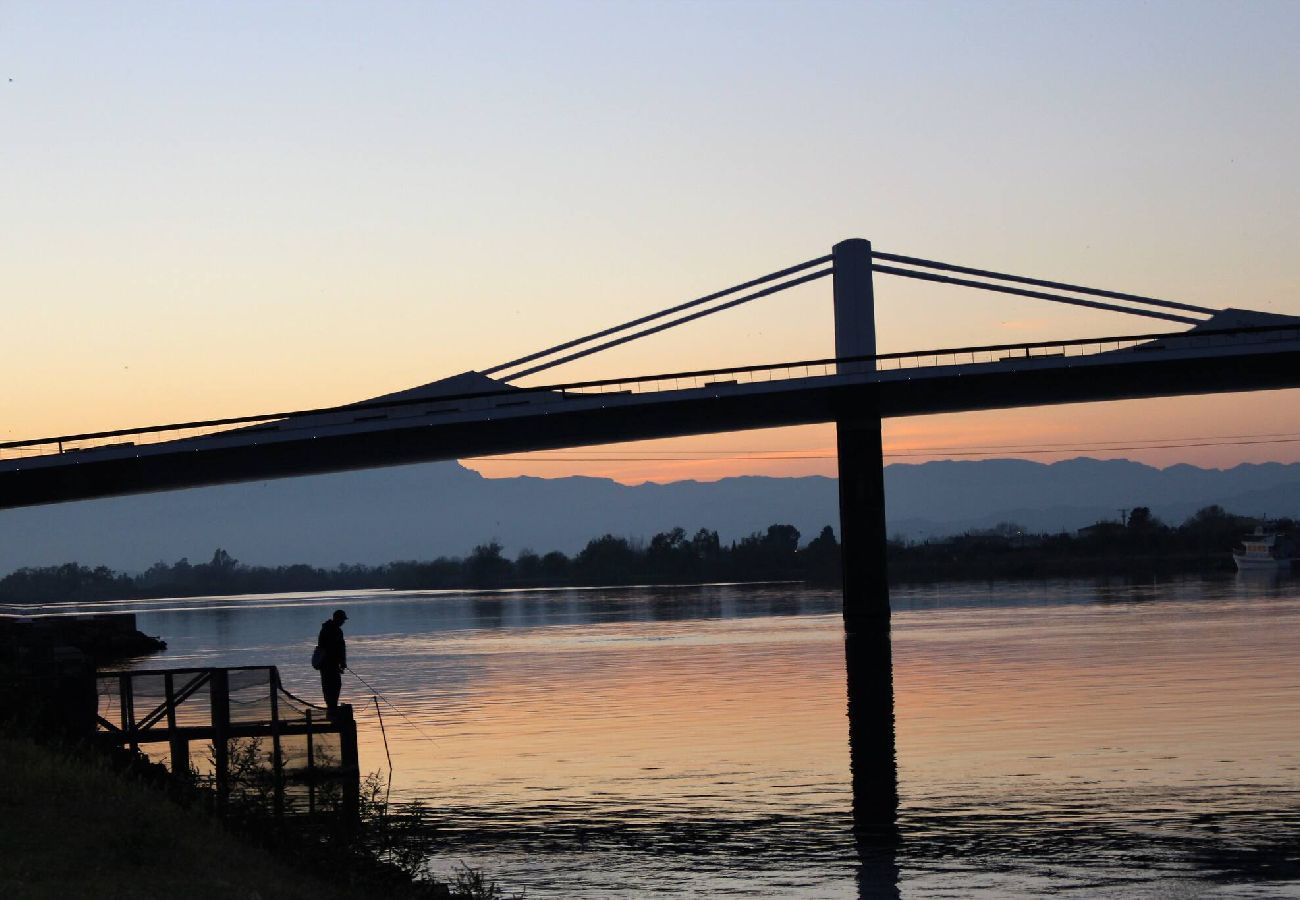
[
  {"x1": 0, "y1": 730, "x2": 512, "y2": 900},
  {"x1": 0, "y1": 628, "x2": 514, "y2": 898},
  {"x1": 0, "y1": 505, "x2": 1287, "y2": 605},
  {"x1": 0, "y1": 733, "x2": 356, "y2": 900}
]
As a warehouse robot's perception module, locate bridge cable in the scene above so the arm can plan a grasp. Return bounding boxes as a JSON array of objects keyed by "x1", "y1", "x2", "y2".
[
  {"x1": 482, "y1": 254, "x2": 832, "y2": 378},
  {"x1": 872, "y1": 264, "x2": 1202, "y2": 324},
  {"x1": 872, "y1": 251, "x2": 1214, "y2": 316},
  {"x1": 499, "y1": 266, "x2": 833, "y2": 381},
  {"x1": 489, "y1": 250, "x2": 1207, "y2": 381}
]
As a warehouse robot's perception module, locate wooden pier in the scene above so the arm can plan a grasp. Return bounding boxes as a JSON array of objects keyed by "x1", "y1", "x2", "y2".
[{"x1": 94, "y1": 665, "x2": 360, "y2": 819}]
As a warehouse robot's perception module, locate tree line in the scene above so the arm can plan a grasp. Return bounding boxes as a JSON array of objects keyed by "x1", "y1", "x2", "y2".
[
  {"x1": 889, "y1": 504, "x2": 1288, "y2": 581},
  {"x1": 0, "y1": 524, "x2": 843, "y2": 604},
  {"x1": 0, "y1": 504, "x2": 1284, "y2": 605}
]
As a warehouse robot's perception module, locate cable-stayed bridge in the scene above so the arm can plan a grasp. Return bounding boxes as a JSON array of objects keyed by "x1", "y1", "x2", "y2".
[
  {"x1": 3, "y1": 238, "x2": 1298, "y2": 511},
  {"x1": 7, "y1": 236, "x2": 1300, "y2": 834}
]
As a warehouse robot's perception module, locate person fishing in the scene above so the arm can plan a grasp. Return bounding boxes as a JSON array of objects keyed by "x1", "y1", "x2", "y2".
[{"x1": 315, "y1": 609, "x2": 348, "y2": 715}]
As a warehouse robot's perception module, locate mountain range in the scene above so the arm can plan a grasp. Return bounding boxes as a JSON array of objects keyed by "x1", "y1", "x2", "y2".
[{"x1": 2, "y1": 457, "x2": 1299, "y2": 573}]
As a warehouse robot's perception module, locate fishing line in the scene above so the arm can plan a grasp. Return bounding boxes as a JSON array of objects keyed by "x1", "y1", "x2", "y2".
[{"x1": 346, "y1": 666, "x2": 439, "y2": 745}]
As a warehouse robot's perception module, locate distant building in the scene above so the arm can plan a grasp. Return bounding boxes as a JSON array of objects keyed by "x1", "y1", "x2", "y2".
[{"x1": 1076, "y1": 521, "x2": 1126, "y2": 539}]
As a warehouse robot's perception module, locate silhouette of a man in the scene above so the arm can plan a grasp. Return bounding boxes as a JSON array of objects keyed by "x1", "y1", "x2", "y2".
[{"x1": 317, "y1": 609, "x2": 348, "y2": 714}]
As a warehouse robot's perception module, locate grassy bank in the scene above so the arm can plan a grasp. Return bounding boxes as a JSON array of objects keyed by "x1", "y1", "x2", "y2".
[
  {"x1": 0, "y1": 734, "x2": 367, "y2": 900},
  {"x1": 0, "y1": 735, "x2": 500, "y2": 900}
]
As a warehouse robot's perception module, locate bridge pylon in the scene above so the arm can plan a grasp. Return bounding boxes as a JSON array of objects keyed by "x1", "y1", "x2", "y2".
[
  {"x1": 832, "y1": 238, "x2": 899, "y2": 839},
  {"x1": 831, "y1": 238, "x2": 890, "y2": 627}
]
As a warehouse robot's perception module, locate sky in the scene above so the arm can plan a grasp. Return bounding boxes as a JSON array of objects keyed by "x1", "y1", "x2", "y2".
[{"x1": 3, "y1": 1, "x2": 1299, "y2": 483}]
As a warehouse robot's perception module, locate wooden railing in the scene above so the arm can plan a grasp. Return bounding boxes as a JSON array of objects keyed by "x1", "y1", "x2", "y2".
[{"x1": 95, "y1": 665, "x2": 359, "y2": 819}]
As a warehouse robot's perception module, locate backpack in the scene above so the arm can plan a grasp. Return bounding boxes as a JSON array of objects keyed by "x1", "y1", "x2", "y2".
[{"x1": 311, "y1": 645, "x2": 324, "y2": 670}]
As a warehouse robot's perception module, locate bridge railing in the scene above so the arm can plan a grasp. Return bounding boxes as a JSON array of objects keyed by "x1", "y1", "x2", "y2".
[
  {"x1": 4, "y1": 322, "x2": 1299, "y2": 464},
  {"x1": 550, "y1": 335, "x2": 1162, "y2": 397}
]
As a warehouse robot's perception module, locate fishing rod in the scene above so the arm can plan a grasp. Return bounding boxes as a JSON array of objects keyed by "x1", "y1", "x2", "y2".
[
  {"x1": 372, "y1": 696, "x2": 393, "y2": 812},
  {"x1": 345, "y1": 666, "x2": 439, "y2": 745}
]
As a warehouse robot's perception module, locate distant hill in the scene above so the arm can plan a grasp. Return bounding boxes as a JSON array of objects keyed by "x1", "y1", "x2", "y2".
[
  {"x1": 2, "y1": 458, "x2": 1300, "y2": 572},
  {"x1": 885, "y1": 458, "x2": 1300, "y2": 537}
]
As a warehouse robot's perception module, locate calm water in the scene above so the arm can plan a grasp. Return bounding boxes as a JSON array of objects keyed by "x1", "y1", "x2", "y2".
[{"x1": 28, "y1": 576, "x2": 1300, "y2": 897}]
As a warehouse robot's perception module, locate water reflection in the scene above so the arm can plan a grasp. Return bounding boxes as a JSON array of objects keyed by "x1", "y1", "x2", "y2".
[
  {"x1": 15, "y1": 578, "x2": 1300, "y2": 897},
  {"x1": 845, "y1": 625, "x2": 900, "y2": 899},
  {"x1": 843, "y1": 581, "x2": 901, "y2": 900}
]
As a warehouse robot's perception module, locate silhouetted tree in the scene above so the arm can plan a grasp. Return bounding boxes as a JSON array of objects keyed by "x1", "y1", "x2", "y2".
[
  {"x1": 801, "y1": 525, "x2": 841, "y2": 584},
  {"x1": 648, "y1": 527, "x2": 696, "y2": 581},
  {"x1": 1179, "y1": 505, "x2": 1254, "y2": 555},
  {"x1": 691, "y1": 528, "x2": 721, "y2": 560},
  {"x1": 1127, "y1": 507, "x2": 1157, "y2": 530},
  {"x1": 576, "y1": 535, "x2": 638, "y2": 584},
  {"x1": 516, "y1": 549, "x2": 542, "y2": 582},
  {"x1": 540, "y1": 550, "x2": 571, "y2": 581},
  {"x1": 733, "y1": 524, "x2": 802, "y2": 579},
  {"x1": 467, "y1": 542, "x2": 511, "y2": 586}
]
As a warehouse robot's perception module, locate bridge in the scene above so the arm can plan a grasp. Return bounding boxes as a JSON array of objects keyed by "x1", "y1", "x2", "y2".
[
  {"x1": 6, "y1": 237, "x2": 1299, "y2": 837},
  {"x1": 3, "y1": 239, "x2": 1299, "y2": 509}
]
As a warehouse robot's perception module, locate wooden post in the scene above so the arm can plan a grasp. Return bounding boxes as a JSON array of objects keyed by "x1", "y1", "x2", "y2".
[
  {"x1": 337, "y1": 704, "x2": 360, "y2": 824},
  {"x1": 165, "y1": 672, "x2": 189, "y2": 778},
  {"x1": 832, "y1": 238, "x2": 899, "y2": 841},
  {"x1": 305, "y1": 708, "x2": 316, "y2": 817},
  {"x1": 119, "y1": 674, "x2": 137, "y2": 752},
  {"x1": 210, "y1": 669, "x2": 230, "y2": 811},
  {"x1": 269, "y1": 669, "x2": 284, "y2": 818}
]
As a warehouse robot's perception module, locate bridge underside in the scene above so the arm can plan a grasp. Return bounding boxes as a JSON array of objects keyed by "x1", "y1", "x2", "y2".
[{"x1": 6, "y1": 346, "x2": 1300, "y2": 510}]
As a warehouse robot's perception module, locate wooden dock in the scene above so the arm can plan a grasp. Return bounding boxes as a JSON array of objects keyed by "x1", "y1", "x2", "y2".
[{"x1": 95, "y1": 665, "x2": 360, "y2": 818}]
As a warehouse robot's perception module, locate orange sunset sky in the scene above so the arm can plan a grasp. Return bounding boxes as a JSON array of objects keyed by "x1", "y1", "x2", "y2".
[{"x1": 4, "y1": 2, "x2": 1298, "y2": 485}]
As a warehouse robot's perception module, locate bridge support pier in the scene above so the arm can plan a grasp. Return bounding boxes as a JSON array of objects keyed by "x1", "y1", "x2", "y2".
[
  {"x1": 833, "y1": 239, "x2": 899, "y2": 843},
  {"x1": 838, "y1": 417, "x2": 899, "y2": 841}
]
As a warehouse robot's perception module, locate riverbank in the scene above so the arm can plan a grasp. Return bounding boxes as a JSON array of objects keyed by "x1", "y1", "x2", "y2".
[
  {"x1": 0, "y1": 733, "x2": 513, "y2": 900},
  {"x1": 0, "y1": 734, "x2": 366, "y2": 900}
]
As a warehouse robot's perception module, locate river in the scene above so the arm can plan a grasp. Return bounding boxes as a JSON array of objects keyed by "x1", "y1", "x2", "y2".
[{"x1": 29, "y1": 575, "x2": 1300, "y2": 897}]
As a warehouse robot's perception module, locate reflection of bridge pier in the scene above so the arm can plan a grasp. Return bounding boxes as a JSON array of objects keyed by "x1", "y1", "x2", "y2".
[{"x1": 834, "y1": 240, "x2": 901, "y2": 895}]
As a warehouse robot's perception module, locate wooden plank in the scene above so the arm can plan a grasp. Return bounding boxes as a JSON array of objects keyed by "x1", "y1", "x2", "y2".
[
  {"x1": 99, "y1": 665, "x2": 271, "y2": 677},
  {"x1": 97, "y1": 721, "x2": 348, "y2": 744}
]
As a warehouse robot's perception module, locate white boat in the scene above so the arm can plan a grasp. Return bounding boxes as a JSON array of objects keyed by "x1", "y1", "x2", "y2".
[{"x1": 1233, "y1": 528, "x2": 1295, "y2": 570}]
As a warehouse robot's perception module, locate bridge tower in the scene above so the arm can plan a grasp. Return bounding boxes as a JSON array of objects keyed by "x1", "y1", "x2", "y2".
[
  {"x1": 832, "y1": 238, "x2": 899, "y2": 839},
  {"x1": 832, "y1": 238, "x2": 889, "y2": 616}
]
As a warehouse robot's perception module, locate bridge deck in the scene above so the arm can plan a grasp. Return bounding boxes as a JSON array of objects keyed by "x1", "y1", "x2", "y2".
[{"x1": 5, "y1": 325, "x2": 1300, "y2": 509}]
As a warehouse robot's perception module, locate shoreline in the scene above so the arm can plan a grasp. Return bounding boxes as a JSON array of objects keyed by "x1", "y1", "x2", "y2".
[{"x1": 0, "y1": 558, "x2": 1277, "y2": 612}]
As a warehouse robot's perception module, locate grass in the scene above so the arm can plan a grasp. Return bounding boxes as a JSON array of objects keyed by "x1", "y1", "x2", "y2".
[{"x1": 0, "y1": 734, "x2": 513, "y2": 900}]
